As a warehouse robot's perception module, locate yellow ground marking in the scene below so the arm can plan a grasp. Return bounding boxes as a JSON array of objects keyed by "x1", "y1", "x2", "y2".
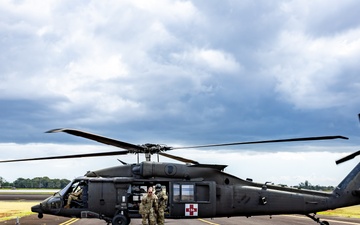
[
  {"x1": 59, "y1": 218, "x2": 79, "y2": 225},
  {"x1": 198, "y1": 218, "x2": 220, "y2": 225}
]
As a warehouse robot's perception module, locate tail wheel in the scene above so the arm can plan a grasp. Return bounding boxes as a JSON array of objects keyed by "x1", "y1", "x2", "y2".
[{"x1": 112, "y1": 214, "x2": 129, "y2": 225}]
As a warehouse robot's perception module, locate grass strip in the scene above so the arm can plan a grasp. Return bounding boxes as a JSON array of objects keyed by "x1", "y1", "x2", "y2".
[
  {"x1": 0, "y1": 201, "x2": 37, "y2": 221},
  {"x1": 318, "y1": 205, "x2": 360, "y2": 218}
]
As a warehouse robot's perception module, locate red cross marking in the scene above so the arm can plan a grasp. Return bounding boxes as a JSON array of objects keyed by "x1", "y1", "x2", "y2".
[{"x1": 185, "y1": 204, "x2": 198, "y2": 216}]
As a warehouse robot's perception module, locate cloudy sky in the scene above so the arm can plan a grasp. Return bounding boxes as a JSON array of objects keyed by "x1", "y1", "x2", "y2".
[{"x1": 1, "y1": 0, "x2": 360, "y2": 186}]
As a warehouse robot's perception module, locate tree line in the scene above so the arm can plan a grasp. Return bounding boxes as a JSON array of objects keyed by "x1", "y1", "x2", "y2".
[
  {"x1": 0, "y1": 176, "x2": 70, "y2": 189},
  {"x1": 293, "y1": 180, "x2": 334, "y2": 191}
]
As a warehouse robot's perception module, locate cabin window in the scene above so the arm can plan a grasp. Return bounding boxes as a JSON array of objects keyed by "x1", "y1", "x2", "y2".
[
  {"x1": 181, "y1": 184, "x2": 194, "y2": 201},
  {"x1": 173, "y1": 183, "x2": 195, "y2": 202},
  {"x1": 173, "y1": 184, "x2": 180, "y2": 202},
  {"x1": 196, "y1": 184, "x2": 210, "y2": 202}
]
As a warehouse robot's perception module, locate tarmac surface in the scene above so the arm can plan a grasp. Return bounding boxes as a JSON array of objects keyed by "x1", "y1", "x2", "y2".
[
  {"x1": 2, "y1": 214, "x2": 360, "y2": 225},
  {"x1": 1, "y1": 193, "x2": 360, "y2": 225}
]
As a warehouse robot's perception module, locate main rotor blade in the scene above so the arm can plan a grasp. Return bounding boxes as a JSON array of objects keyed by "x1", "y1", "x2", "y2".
[
  {"x1": 47, "y1": 128, "x2": 144, "y2": 153},
  {"x1": 172, "y1": 136, "x2": 348, "y2": 150},
  {"x1": 0, "y1": 150, "x2": 129, "y2": 163},
  {"x1": 336, "y1": 150, "x2": 360, "y2": 165},
  {"x1": 159, "y1": 152, "x2": 200, "y2": 165}
]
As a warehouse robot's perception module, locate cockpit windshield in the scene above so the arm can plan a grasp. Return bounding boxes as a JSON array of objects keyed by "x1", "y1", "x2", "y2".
[{"x1": 58, "y1": 181, "x2": 73, "y2": 197}]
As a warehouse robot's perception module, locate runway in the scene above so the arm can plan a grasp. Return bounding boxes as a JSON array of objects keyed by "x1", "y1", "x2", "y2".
[
  {"x1": 2, "y1": 214, "x2": 360, "y2": 225},
  {"x1": 0, "y1": 194, "x2": 49, "y2": 201}
]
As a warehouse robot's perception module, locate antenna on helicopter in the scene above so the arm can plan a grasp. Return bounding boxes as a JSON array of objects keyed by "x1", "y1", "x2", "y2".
[{"x1": 117, "y1": 159, "x2": 127, "y2": 165}]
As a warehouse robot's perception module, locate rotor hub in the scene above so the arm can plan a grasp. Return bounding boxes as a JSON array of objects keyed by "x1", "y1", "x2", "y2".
[{"x1": 139, "y1": 143, "x2": 172, "y2": 154}]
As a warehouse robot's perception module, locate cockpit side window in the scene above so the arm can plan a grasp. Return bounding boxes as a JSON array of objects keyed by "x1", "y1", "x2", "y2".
[
  {"x1": 63, "y1": 180, "x2": 88, "y2": 209},
  {"x1": 59, "y1": 182, "x2": 72, "y2": 197}
]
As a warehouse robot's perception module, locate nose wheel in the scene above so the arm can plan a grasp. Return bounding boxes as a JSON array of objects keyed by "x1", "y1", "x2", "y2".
[{"x1": 306, "y1": 213, "x2": 329, "y2": 225}]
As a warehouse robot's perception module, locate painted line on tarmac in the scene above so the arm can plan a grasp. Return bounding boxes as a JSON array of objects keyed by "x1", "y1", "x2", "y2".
[
  {"x1": 59, "y1": 218, "x2": 79, "y2": 225},
  {"x1": 198, "y1": 218, "x2": 220, "y2": 225},
  {"x1": 282, "y1": 215, "x2": 360, "y2": 225}
]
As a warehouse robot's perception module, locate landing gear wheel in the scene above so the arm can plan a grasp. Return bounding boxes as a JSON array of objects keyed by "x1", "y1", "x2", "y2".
[
  {"x1": 306, "y1": 213, "x2": 330, "y2": 225},
  {"x1": 112, "y1": 214, "x2": 129, "y2": 225}
]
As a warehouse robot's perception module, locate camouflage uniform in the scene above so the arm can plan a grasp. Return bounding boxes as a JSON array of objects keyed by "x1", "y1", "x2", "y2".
[
  {"x1": 155, "y1": 184, "x2": 168, "y2": 225},
  {"x1": 139, "y1": 187, "x2": 158, "y2": 225},
  {"x1": 64, "y1": 184, "x2": 84, "y2": 209}
]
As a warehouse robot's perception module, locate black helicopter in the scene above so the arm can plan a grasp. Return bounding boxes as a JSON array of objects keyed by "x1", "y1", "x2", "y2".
[{"x1": 1, "y1": 128, "x2": 360, "y2": 225}]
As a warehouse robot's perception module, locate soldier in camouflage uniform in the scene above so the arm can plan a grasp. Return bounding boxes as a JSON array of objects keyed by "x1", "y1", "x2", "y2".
[
  {"x1": 155, "y1": 184, "x2": 168, "y2": 225},
  {"x1": 139, "y1": 186, "x2": 158, "y2": 225}
]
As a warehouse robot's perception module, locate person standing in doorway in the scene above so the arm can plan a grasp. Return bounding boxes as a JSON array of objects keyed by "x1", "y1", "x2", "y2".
[
  {"x1": 139, "y1": 186, "x2": 158, "y2": 225},
  {"x1": 155, "y1": 184, "x2": 167, "y2": 225}
]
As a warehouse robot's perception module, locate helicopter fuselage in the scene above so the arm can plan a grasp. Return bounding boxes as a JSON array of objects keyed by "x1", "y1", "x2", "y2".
[{"x1": 31, "y1": 161, "x2": 360, "y2": 224}]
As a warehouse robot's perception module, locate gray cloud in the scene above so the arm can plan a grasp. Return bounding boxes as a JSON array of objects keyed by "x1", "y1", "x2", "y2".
[{"x1": 0, "y1": 0, "x2": 359, "y2": 145}]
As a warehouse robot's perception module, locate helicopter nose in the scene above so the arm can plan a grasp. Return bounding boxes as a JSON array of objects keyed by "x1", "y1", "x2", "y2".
[
  {"x1": 31, "y1": 203, "x2": 42, "y2": 213},
  {"x1": 31, "y1": 204, "x2": 44, "y2": 218}
]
